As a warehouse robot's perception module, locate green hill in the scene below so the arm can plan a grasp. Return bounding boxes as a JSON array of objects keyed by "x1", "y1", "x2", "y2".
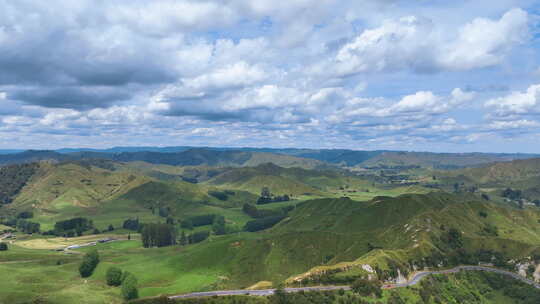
[
  {"x1": 204, "y1": 163, "x2": 380, "y2": 196},
  {"x1": 433, "y1": 158, "x2": 540, "y2": 202}
]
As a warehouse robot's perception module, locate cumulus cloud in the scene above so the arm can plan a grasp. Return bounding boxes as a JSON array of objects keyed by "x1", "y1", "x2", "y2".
[
  {"x1": 330, "y1": 8, "x2": 529, "y2": 76},
  {"x1": 0, "y1": 1, "x2": 537, "y2": 151},
  {"x1": 485, "y1": 83, "x2": 540, "y2": 117}
]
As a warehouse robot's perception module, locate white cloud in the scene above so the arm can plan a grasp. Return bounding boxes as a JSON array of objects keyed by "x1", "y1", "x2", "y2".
[
  {"x1": 440, "y1": 8, "x2": 529, "y2": 70},
  {"x1": 485, "y1": 83, "x2": 540, "y2": 116},
  {"x1": 183, "y1": 62, "x2": 268, "y2": 91},
  {"x1": 330, "y1": 8, "x2": 529, "y2": 76},
  {"x1": 488, "y1": 119, "x2": 540, "y2": 130}
]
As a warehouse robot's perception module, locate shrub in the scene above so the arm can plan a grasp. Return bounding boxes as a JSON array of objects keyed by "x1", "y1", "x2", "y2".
[
  {"x1": 0, "y1": 242, "x2": 7, "y2": 251},
  {"x1": 188, "y1": 231, "x2": 210, "y2": 244},
  {"x1": 79, "y1": 250, "x2": 99, "y2": 278},
  {"x1": 244, "y1": 216, "x2": 286, "y2": 232},
  {"x1": 351, "y1": 278, "x2": 382, "y2": 298},
  {"x1": 121, "y1": 273, "x2": 139, "y2": 300},
  {"x1": 106, "y1": 267, "x2": 123, "y2": 286}
]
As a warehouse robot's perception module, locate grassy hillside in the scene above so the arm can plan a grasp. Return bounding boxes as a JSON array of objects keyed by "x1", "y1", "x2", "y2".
[
  {"x1": 0, "y1": 149, "x2": 328, "y2": 170},
  {"x1": 360, "y1": 151, "x2": 530, "y2": 169},
  {"x1": 204, "y1": 163, "x2": 400, "y2": 198},
  {"x1": 432, "y1": 158, "x2": 540, "y2": 202},
  {"x1": 1, "y1": 191, "x2": 540, "y2": 303}
]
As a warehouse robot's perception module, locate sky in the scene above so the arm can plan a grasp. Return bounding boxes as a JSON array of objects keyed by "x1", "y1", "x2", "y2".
[{"x1": 0, "y1": 0, "x2": 540, "y2": 153}]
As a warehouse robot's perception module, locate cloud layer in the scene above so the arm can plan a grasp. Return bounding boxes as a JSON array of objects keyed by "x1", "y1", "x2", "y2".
[{"x1": 0, "y1": 0, "x2": 539, "y2": 152}]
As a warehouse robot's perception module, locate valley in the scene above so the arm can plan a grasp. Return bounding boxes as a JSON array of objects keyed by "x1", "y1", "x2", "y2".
[{"x1": 1, "y1": 148, "x2": 540, "y2": 303}]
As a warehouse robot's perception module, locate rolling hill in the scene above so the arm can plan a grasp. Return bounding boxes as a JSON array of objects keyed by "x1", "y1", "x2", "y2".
[{"x1": 0, "y1": 149, "x2": 328, "y2": 170}]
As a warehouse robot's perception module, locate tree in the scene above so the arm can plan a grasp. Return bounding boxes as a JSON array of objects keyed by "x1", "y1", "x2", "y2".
[
  {"x1": 242, "y1": 203, "x2": 260, "y2": 218},
  {"x1": 121, "y1": 273, "x2": 139, "y2": 301},
  {"x1": 141, "y1": 223, "x2": 176, "y2": 248},
  {"x1": 441, "y1": 228, "x2": 463, "y2": 249},
  {"x1": 0, "y1": 242, "x2": 7, "y2": 251},
  {"x1": 179, "y1": 231, "x2": 188, "y2": 246},
  {"x1": 351, "y1": 278, "x2": 382, "y2": 298},
  {"x1": 79, "y1": 250, "x2": 99, "y2": 278},
  {"x1": 106, "y1": 267, "x2": 123, "y2": 286},
  {"x1": 188, "y1": 231, "x2": 210, "y2": 244},
  {"x1": 108, "y1": 224, "x2": 114, "y2": 232},
  {"x1": 212, "y1": 215, "x2": 226, "y2": 235},
  {"x1": 261, "y1": 187, "x2": 271, "y2": 199},
  {"x1": 122, "y1": 218, "x2": 140, "y2": 231},
  {"x1": 244, "y1": 216, "x2": 286, "y2": 232}
]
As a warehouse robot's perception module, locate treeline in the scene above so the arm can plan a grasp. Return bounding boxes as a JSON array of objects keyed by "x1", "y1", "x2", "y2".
[
  {"x1": 141, "y1": 223, "x2": 176, "y2": 248},
  {"x1": 256, "y1": 187, "x2": 291, "y2": 205},
  {"x1": 79, "y1": 250, "x2": 99, "y2": 278},
  {"x1": 51, "y1": 217, "x2": 94, "y2": 236},
  {"x1": 208, "y1": 190, "x2": 235, "y2": 201},
  {"x1": 242, "y1": 203, "x2": 292, "y2": 232},
  {"x1": 1, "y1": 212, "x2": 41, "y2": 234},
  {"x1": 244, "y1": 216, "x2": 286, "y2": 232},
  {"x1": 180, "y1": 214, "x2": 216, "y2": 229},
  {"x1": 242, "y1": 203, "x2": 293, "y2": 219},
  {"x1": 179, "y1": 230, "x2": 210, "y2": 245},
  {"x1": 0, "y1": 163, "x2": 39, "y2": 204}
]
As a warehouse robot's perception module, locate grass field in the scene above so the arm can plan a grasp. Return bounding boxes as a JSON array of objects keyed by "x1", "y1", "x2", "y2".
[{"x1": 2, "y1": 160, "x2": 540, "y2": 303}]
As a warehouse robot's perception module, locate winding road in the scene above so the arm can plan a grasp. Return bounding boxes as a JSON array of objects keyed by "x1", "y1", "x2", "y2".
[{"x1": 169, "y1": 265, "x2": 540, "y2": 299}]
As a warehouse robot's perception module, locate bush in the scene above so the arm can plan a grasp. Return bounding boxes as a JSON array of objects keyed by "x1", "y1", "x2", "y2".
[
  {"x1": 17, "y1": 211, "x2": 34, "y2": 219},
  {"x1": 212, "y1": 216, "x2": 226, "y2": 235},
  {"x1": 244, "y1": 216, "x2": 286, "y2": 232},
  {"x1": 54, "y1": 217, "x2": 93, "y2": 236},
  {"x1": 121, "y1": 273, "x2": 139, "y2": 301},
  {"x1": 208, "y1": 190, "x2": 228, "y2": 201},
  {"x1": 106, "y1": 267, "x2": 123, "y2": 286},
  {"x1": 123, "y1": 218, "x2": 140, "y2": 231},
  {"x1": 188, "y1": 231, "x2": 210, "y2": 244},
  {"x1": 0, "y1": 242, "x2": 7, "y2": 251},
  {"x1": 141, "y1": 223, "x2": 176, "y2": 248},
  {"x1": 351, "y1": 278, "x2": 382, "y2": 298},
  {"x1": 79, "y1": 250, "x2": 99, "y2": 278}
]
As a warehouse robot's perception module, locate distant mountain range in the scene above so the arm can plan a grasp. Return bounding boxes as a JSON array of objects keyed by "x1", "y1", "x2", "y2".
[{"x1": 0, "y1": 147, "x2": 538, "y2": 169}]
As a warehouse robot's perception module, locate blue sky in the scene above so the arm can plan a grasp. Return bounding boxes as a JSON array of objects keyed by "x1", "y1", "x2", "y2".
[{"x1": 0, "y1": 0, "x2": 539, "y2": 152}]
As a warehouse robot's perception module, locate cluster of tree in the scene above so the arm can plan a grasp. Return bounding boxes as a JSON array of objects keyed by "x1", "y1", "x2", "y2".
[
  {"x1": 481, "y1": 272, "x2": 540, "y2": 304},
  {"x1": 440, "y1": 227, "x2": 463, "y2": 249},
  {"x1": 141, "y1": 223, "x2": 176, "y2": 248},
  {"x1": 131, "y1": 295, "x2": 267, "y2": 304},
  {"x1": 0, "y1": 163, "x2": 39, "y2": 204},
  {"x1": 158, "y1": 206, "x2": 171, "y2": 218},
  {"x1": 351, "y1": 278, "x2": 382, "y2": 298},
  {"x1": 481, "y1": 223, "x2": 499, "y2": 237},
  {"x1": 179, "y1": 230, "x2": 210, "y2": 245},
  {"x1": 502, "y1": 188, "x2": 522, "y2": 200},
  {"x1": 208, "y1": 190, "x2": 235, "y2": 201},
  {"x1": 534, "y1": 200, "x2": 540, "y2": 207},
  {"x1": 242, "y1": 203, "x2": 293, "y2": 219},
  {"x1": 123, "y1": 218, "x2": 141, "y2": 231},
  {"x1": 212, "y1": 215, "x2": 226, "y2": 235},
  {"x1": 244, "y1": 215, "x2": 286, "y2": 232},
  {"x1": 53, "y1": 217, "x2": 93, "y2": 237},
  {"x1": 105, "y1": 267, "x2": 139, "y2": 301},
  {"x1": 180, "y1": 214, "x2": 216, "y2": 229},
  {"x1": 17, "y1": 211, "x2": 33, "y2": 219},
  {"x1": 0, "y1": 242, "x2": 7, "y2": 251},
  {"x1": 122, "y1": 272, "x2": 139, "y2": 301},
  {"x1": 256, "y1": 187, "x2": 290, "y2": 205},
  {"x1": 15, "y1": 219, "x2": 40, "y2": 234},
  {"x1": 79, "y1": 250, "x2": 99, "y2": 278},
  {"x1": 408, "y1": 248, "x2": 509, "y2": 271}
]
